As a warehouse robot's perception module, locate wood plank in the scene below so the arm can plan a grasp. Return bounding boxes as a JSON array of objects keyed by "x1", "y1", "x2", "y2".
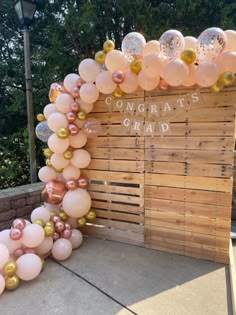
[
  {"x1": 93, "y1": 218, "x2": 144, "y2": 233},
  {"x1": 87, "y1": 137, "x2": 144, "y2": 148},
  {"x1": 88, "y1": 159, "x2": 144, "y2": 173},
  {"x1": 90, "y1": 191, "x2": 142, "y2": 205},
  {"x1": 83, "y1": 170, "x2": 144, "y2": 184},
  {"x1": 88, "y1": 183, "x2": 142, "y2": 196},
  {"x1": 145, "y1": 173, "x2": 233, "y2": 192},
  {"x1": 86, "y1": 147, "x2": 145, "y2": 160},
  {"x1": 91, "y1": 200, "x2": 144, "y2": 215},
  {"x1": 95, "y1": 209, "x2": 144, "y2": 223}
]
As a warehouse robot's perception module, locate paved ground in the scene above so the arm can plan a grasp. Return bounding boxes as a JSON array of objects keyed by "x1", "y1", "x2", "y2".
[{"x1": 0, "y1": 237, "x2": 232, "y2": 315}]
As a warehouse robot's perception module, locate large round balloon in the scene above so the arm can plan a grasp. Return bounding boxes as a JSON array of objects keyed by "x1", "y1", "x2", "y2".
[
  {"x1": 64, "y1": 73, "x2": 80, "y2": 92},
  {"x1": 48, "y1": 133, "x2": 69, "y2": 154},
  {"x1": 43, "y1": 103, "x2": 57, "y2": 119},
  {"x1": 142, "y1": 40, "x2": 160, "y2": 56},
  {"x1": 0, "y1": 243, "x2": 9, "y2": 269},
  {"x1": 159, "y1": 30, "x2": 185, "y2": 60},
  {"x1": 47, "y1": 112, "x2": 68, "y2": 133},
  {"x1": 225, "y1": 30, "x2": 236, "y2": 52},
  {"x1": 21, "y1": 224, "x2": 45, "y2": 248},
  {"x1": 194, "y1": 61, "x2": 219, "y2": 87},
  {"x1": 121, "y1": 32, "x2": 146, "y2": 61},
  {"x1": 63, "y1": 164, "x2": 81, "y2": 181},
  {"x1": 63, "y1": 188, "x2": 92, "y2": 218},
  {"x1": 31, "y1": 206, "x2": 51, "y2": 223},
  {"x1": 215, "y1": 51, "x2": 236, "y2": 74},
  {"x1": 51, "y1": 238, "x2": 72, "y2": 261},
  {"x1": 70, "y1": 149, "x2": 91, "y2": 168},
  {"x1": 105, "y1": 50, "x2": 128, "y2": 73},
  {"x1": 38, "y1": 166, "x2": 57, "y2": 183},
  {"x1": 80, "y1": 83, "x2": 99, "y2": 104},
  {"x1": 142, "y1": 54, "x2": 163, "y2": 78},
  {"x1": 196, "y1": 27, "x2": 227, "y2": 61},
  {"x1": 78, "y1": 59, "x2": 100, "y2": 83},
  {"x1": 16, "y1": 254, "x2": 42, "y2": 281},
  {"x1": 119, "y1": 71, "x2": 139, "y2": 93},
  {"x1": 138, "y1": 71, "x2": 160, "y2": 91},
  {"x1": 163, "y1": 59, "x2": 189, "y2": 86},
  {"x1": 96, "y1": 71, "x2": 116, "y2": 94},
  {"x1": 55, "y1": 93, "x2": 74, "y2": 113},
  {"x1": 0, "y1": 229, "x2": 21, "y2": 254},
  {"x1": 35, "y1": 121, "x2": 53, "y2": 143}
]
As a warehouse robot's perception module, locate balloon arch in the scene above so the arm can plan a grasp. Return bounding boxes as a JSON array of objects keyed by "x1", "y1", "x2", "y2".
[{"x1": 0, "y1": 27, "x2": 236, "y2": 294}]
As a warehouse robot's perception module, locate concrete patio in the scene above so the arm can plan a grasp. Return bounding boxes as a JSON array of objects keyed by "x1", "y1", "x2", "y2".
[{"x1": 0, "y1": 237, "x2": 234, "y2": 315}]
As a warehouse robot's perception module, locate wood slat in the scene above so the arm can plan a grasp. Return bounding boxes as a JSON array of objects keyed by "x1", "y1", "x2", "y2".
[
  {"x1": 83, "y1": 170, "x2": 144, "y2": 184},
  {"x1": 91, "y1": 200, "x2": 144, "y2": 215},
  {"x1": 88, "y1": 183, "x2": 142, "y2": 196},
  {"x1": 86, "y1": 147, "x2": 145, "y2": 160},
  {"x1": 88, "y1": 159, "x2": 144, "y2": 173}
]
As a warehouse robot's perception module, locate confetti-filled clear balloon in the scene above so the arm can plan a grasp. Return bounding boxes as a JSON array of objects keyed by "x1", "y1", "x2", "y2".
[
  {"x1": 121, "y1": 32, "x2": 146, "y2": 62},
  {"x1": 82, "y1": 118, "x2": 102, "y2": 138},
  {"x1": 159, "y1": 30, "x2": 185, "y2": 60},
  {"x1": 35, "y1": 121, "x2": 53, "y2": 143},
  {"x1": 197, "y1": 27, "x2": 227, "y2": 61}
]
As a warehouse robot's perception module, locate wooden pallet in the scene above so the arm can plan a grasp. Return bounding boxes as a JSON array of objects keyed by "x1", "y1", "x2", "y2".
[{"x1": 81, "y1": 85, "x2": 236, "y2": 264}]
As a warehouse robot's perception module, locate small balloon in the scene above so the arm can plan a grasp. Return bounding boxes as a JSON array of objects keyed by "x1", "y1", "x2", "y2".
[
  {"x1": 112, "y1": 86, "x2": 124, "y2": 99},
  {"x1": 121, "y1": 32, "x2": 146, "y2": 61},
  {"x1": 81, "y1": 118, "x2": 102, "y2": 138},
  {"x1": 112, "y1": 70, "x2": 125, "y2": 84},
  {"x1": 159, "y1": 30, "x2": 185, "y2": 60},
  {"x1": 41, "y1": 180, "x2": 67, "y2": 205},
  {"x1": 16, "y1": 254, "x2": 42, "y2": 281},
  {"x1": 63, "y1": 73, "x2": 80, "y2": 92},
  {"x1": 69, "y1": 229, "x2": 83, "y2": 249},
  {"x1": 181, "y1": 49, "x2": 196, "y2": 65},
  {"x1": 3, "y1": 261, "x2": 17, "y2": 277},
  {"x1": 95, "y1": 50, "x2": 106, "y2": 64},
  {"x1": 10, "y1": 228, "x2": 22, "y2": 241},
  {"x1": 130, "y1": 59, "x2": 142, "y2": 74},
  {"x1": 158, "y1": 78, "x2": 169, "y2": 91},
  {"x1": 35, "y1": 121, "x2": 53, "y2": 143},
  {"x1": 52, "y1": 239, "x2": 72, "y2": 261},
  {"x1": 66, "y1": 112, "x2": 76, "y2": 123},
  {"x1": 61, "y1": 229, "x2": 72, "y2": 239},
  {"x1": 5, "y1": 275, "x2": 20, "y2": 290},
  {"x1": 49, "y1": 82, "x2": 65, "y2": 103},
  {"x1": 66, "y1": 179, "x2": 77, "y2": 190},
  {"x1": 55, "y1": 221, "x2": 65, "y2": 233},
  {"x1": 103, "y1": 40, "x2": 115, "y2": 52},
  {"x1": 77, "y1": 177, "x2": 89, "y2": 189},
  {"x1": 218, "y1": 72, "x2": 235, "y2": 86},
  {"x1": 12, "y1": 218, "x2": 26, "y2": 231},
  {"x1": 210, "y1": 82, "x2": 224, "y2": 93}
]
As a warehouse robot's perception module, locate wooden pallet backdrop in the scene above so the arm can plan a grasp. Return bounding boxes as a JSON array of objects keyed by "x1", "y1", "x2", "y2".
[{"x1": 81, "y1": 85, "x2": 236, "y2": 264}]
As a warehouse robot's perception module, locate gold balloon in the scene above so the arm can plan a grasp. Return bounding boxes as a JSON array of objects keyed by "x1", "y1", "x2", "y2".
[
  {"x1": 64, "y1": 150, "x2": 73, "y2": 160},
  {"x1": 57, "y1": 128, "x2": 69, "y2": 139},
  {"x1": 85, "y1": 210, "x2": 96, "y2": 221},
  {"x1": 130, "y1": 59, "x2": 142, "y2": 74},
  {"x1": 44, "y1": 225, "x2": 55, "y2": 237},
  {"x1": 103, "y1": 40, "x2": 115, "y2": 52},
  {"x1": 77, "y1": 217, "x2": 87, "y2": 227},
  {"x1": 46, "y1": 220, "x2": 55, "y2": 227},
  {"x1": 218, "y1": 72, "x2": 235, "y2": 86},
  {"x1": 77, "y1": 111, "x2": 87, "y2": 120},
  {"x1": 5, "y1": 275, "x2": 20, "y2": 290},
  {"x1": 49, "y1": 211, "x2": 57, "y2": 218},
  {"x1": 43, "y1": 148, "x2": 53, "y2": 159},
  {"x1": 37, "y1": 113, "x2": 45, "y2": 122},
  {"x1": 210, "y1": 81, "x2": 224, "y2": 93},
  {"x1": 46, "y1": 159, "x2": 52, "y2": 167},
  {"x1": 59, "y1": 211, "x2": 68, "y2": 221},
  {"x1": 54, "y1": 168, "x2": 63, "y2": 173},
  {"x1": 4, "y1": 261, "x2": 17, "y2": 277},
  {"x1": 112, "y1": 86, "x2": 124, "y2": 99},
  {"x1": 40, "y1": 257, "x2": 45, "y2": 271},
  {"x1": 181, "y1": 49, "x2": 196, "y2": 65},
  {"x1": 33, "y1": 219, "x2": 46, "y2": 227},
  {"x1": 95, "y1": 50, "x2": 106, "y2": 64}
]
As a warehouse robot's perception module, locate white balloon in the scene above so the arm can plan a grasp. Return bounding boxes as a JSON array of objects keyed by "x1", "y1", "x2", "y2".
[{"x1": 79, "y1": 59, "x2": 100, "y2": 83}]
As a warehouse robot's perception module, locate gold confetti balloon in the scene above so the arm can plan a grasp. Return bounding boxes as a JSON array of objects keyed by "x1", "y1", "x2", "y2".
[
  {"x1": 95, "y1": 51, "x2": 106, "y2": 64},
  {"x1": 5, "y1": 275, "x2": 20, "y2": 290},
  {"x1": 103, "y1": 40, "x2": 115, "y2": 52},
  {"x1": 181, "y1": 49, "x2": 196, "y2": 64},
  {"x1": 4, "y1": 261, "x2": 17, "y2": 277},
  {"x1": 57, "y1": 128, "x2": 69, "y2": 139},
  {"x1": 218, "y1": 72, "x2": 235, "y2": 86},
  {"x1": 85, "y1": 210, "x2": 96, "y2": 221}
]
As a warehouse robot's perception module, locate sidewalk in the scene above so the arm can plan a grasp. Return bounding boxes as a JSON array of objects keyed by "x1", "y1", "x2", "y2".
[{"x1": 0, "y1": 237, "x2": 232, "y2": 315}]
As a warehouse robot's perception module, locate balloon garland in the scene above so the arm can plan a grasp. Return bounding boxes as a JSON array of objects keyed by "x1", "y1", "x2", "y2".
[{"x1": 0, "y1": 27, "x2": 236, "y2": 296}]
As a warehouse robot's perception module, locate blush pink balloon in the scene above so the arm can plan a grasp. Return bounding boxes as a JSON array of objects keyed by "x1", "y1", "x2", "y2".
[
  {"x1": 80, "y1": 83, "x2": 99, "y2": 104},
  {"x1": 21, "y1": 224, "x2": 45, "y2": 248},
  {"x1": 16, "y1": 254, "x2": 42, "y2": 281},
  {"x1": 105, "y1": 50, "x2": 128, "y2": 72},
  {"x1": 138, "y1": 71, "x2": 160, "y2": 91},
  {"x1": 62, "y1": 188, "x2": 92, "y2": 218},
  {"x1": 182, "y1": 65, "x2": 197, "y2": 87},
  {"x1": 47, "y1": 112, "x2": 68, "y2": 133},
  {"x1": 96, "y1": 71, "x2": 116, "y2": 94},
  {"x1": 52, "y1": 238, "x2": 72, "y2": 261},
  {"x1": 69, "y1": 229, "x2": 83, "y2": 249},
  {"x1": 0, "y1": 243, "x2": 9, "y2": 269},
  {"x1": 61, "y1": 229, "x2": 72, "y2": 239},
  {"x1": 142, "y1": 54, "x2": 163, "y2": 78},
  {"x1": 13, "y1": 248, "x2": 24, "y2": 259},
  {"x1": 55, "y1": 93, "x2": 74, "y2": 113},
  {"x1": 64, "y1": 73, "x2": 80, "y2": 92},
  {"x1": 63, "y1": 164, "x2": 81, "y2": 181},
  {"x1": 51, "y1": 153, "x2": 70, "y2": 169},
  {"x1": 215, "y1": 52, "x2": 236, "y2": 74},
  {"x1": 225, "y1": 30, "x2": 236, "y2": 52},
  {"x1": 65, "y1": 217, "x2": 79, "y2": 229},
  {"x1": 142, "y1": 40, "x2": 160, "y2": 56},
  {"x1": 119, "y1": 71, "x2": 139, "y2": 93},
  {"x1": 44, "y1": 203, "x2": 60, "y2": 213},
  {"x1": 0, "y1": 230, "x2": 21, "y2": 254},
  {"x1": 78, "y1": 58, "x2": 100, "y2": 83},
  {"x1": 38, "y1": 166, "x2": 57, "y2": 183},
  {"x1": 69, "y1": 132, "x2": 87, "y2": 149},
  {"x1": 43, "y1": 103, "x2": 57, "y2": 119},
  {"x1": 31, "y1": 206, "x2": 51, "y2": 223},
  {"x1": 70, "y1": 149, "x2": 91, "y2": 168},
  {"x1": 48, "y1": 133, "x2": 69, "y2": 154},
  {"x1": 163, "y1": 59, "x2": 189, "y2": 86},
  {"x1": 184, "y1": 36, "x2": 197, "y2": 50},
  {"x1": 35, "y1": 237, "x2": 53, "y2": 255},
  {"x1": 0, "y1": 275, "x2": 5, "y2": 296},
  {"x1": 194, "y1": 62, "x2": 219, "y2": 87},
  {"x1": 76, "y1": 99, "x2": 94, "y2": 114}
]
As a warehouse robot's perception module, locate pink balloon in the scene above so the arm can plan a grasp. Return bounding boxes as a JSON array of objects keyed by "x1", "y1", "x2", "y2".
[
  {"x1": 194, "y1": 62, "x2": 219, "y2": 87},
  {"x1": 31, "y1": 206, "x2": 51, "y2": 223},
  {"x1": 55, "y1": 93, "x2": 74, "y2": 113},
  {"x1": 76, "y1": 99, "x2": 94, "y2": 114},
  {"x1": 105, "y1": 50, "x2": 128, "y2": 72},
  {"x1": 138, "y1": 71, "x2": 160, "y2": 91},
  {"x1": 48, "y1": 133, "x2": 69, "y2": 154},
  {"x1": 47, "y1": 112, "x2": 68, "y2": 133},
  {"x1": 69, "y1": 132, "x2": 87, "y2": 149},
  {"x1": 80, "y1": 83, "x2": 99, "y2": 104},
  {"x1": 69, "y1": 229, "x2": 83, "y2": 249},
  {"x1": 65, "y1": 217, "x2": 79, "y2": 229},
  {"x1": 0, "y1": 243, "x2": 9, "y2": 269},
  {"x1": 182, "y1": 65, "x2": 197, "y2": 87},
  {"x1": 21, "y1": 224, "x2": 45, "y2": 248},
  {"x1": 63, "y1": 188, "x2": 91, "y2": 218},
  {"x1": 78, "y1": 59, "x2": 100, "y2": 83},
  {"x1": 142, "y1": 40, "x2": 160, "y2": 56},
  {"x1": 43, "y1": 103, "x2": 57, "y2": 119},
  {"x1": 163, "y1": 59, "x2": 189, "y2": 86},
  {"x1": 96, "y1": 71, "x2": 117, "y2": 94},
  {"x1": 121, "y1": 32, "x2": 146, "y2": 61},
  {"x1": 63, "y1": 164, "x2": 81, "y2": 181},
  {"x1": 225, "y1": 30, "x2": 236, "y2": 52},
  {"x1": 184, "y1": 36, "x2": 197, "y2": 50},
  {"x1": 142, "y1": 54, "x2": 163, "y2": 78},
  {"x1": 44, "y1": 203, "x2": 60, "y2": 213},
  {"x1": 119, "y1": 71, "x2": 139, "y2": 93},
  {"x1": 51, "y1": 153, "x2": 70, "y2": 169},
  {"x1": 64, "y1": 73, "x2": 80, "y2": 92},
  {"x1": 0, "y1": 275, "x2": 5, "y2": 296},
  {"x1": 38, "y1": 166, "x2": 57, "y2": 183},
  {"x1": 70, "y1": 149, "x2": 91, "y2": 168},
  {"x1": 0, "y1": 230, "x2": 21, "y2": 254},
  {"x1": 16, "y1": 254, "x2": 42, "y2": 281},
  {"x1": 35, "y1": 237, "x2": 53, "y2": 255},
  {"x1": 52, "y1": 238, "x2": 72, "y2": 261},
  {"x1": 215, "y1": 52, "x2": 236, "y2": 74}
]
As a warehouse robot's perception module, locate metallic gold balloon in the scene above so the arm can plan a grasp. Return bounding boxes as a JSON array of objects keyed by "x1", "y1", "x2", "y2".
[
  {"x1": 49, "y1": 82, "x2": 64, "y2": 102},
  {"x1": 41, "y1": 180, "x2": 67, "y2": 204},
  {"x1": 45, "y1": 159, "x2": 52, "y2": 167},
  {"x1": 181, "y1": 49, "x2": 196, "y2": 64},
  {"x1": 112, "y1": 86, "x2": 124, "y2": 99},
  {"x1": 210, "y1": 82, "x2": 224, "y2": 93},
  {"x1": 43, "y1": 148, "x2": 53, "y2": 159},
  {"x1": 33, "y1": 219, "x2": 46, "y2": 227},
  {"x1": 44, "y1": 225, "x2": 55, "y2": 237},
  {"x1": 77, "y1": 111, "x2": 87, "y2": 120},
  {"x1": 40, "y1": 257, "x2": 45, "y2": 271},
  {"x1": 49, "y1": 211, "x2": 57, "y2": 218},
  {"x1": 37, "y1": 113, "x2": 45, "y2": 122},
  {"x1": 4, "y1": 261, "x2": 17, "y2": 277},
  {"x1": 95, "y1": 50, "x2": 106, "y2": 64},
  {"x1": 54, "y1": 168, "x2": 63, "y2": 173},
  {"x1": 57, "y1": 128, "x2": 69, "y2": 139},
  {"x1": 59, "y1": 211, "x2": 68, "y2": 221},
  {"x1": 46, "y1": 220, "x2": 55, "y2": 227},
  {"x1": 64, "y1": 150, "x2": 73, "y2": 160},
  {"x1": 77, "y1": 217, "x2": 87, "y2": 227},
  {"x1": 130, "y1": 59, "x2": 142, "y2": 74},
  {"x1": 85, "y1": 210, "x2": 96, "y2": 221},
  {"x1": 218, "y1": 72, "x2": 235, "y2": 86},
  {"x1": 103, "y1": 40, "x2": 115, "y2": 52},
  {"x1": 5, "y1": 275, "x2": 20, "y2": 290}
]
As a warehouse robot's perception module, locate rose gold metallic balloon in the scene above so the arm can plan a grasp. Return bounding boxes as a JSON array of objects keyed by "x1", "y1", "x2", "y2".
[
  {"x1": 10, "y1": 228, "x2": 22, "y2": 240},
  {"x1": 70, "y1": 87, "x2": 80, "y2": 99},
  {"x1": 51, "y1": 215, "x2": 61, "y2": 224},
  {"x1": 77, "y1": 177, "x2": 89, "y2": 189},
  {"x1": 64, "y1": 223, "x2": 71, "y2": 230},
  {"x1": 49, "y1": 82, "x2": 67, "y2": 103},
  {"x1": 112, "y1": 70, "x2": 125, "y2": 84},
  {"x1": 41, "y1": 180, "x2": 67, "y2": 205},
  {"x1": 53, "y1": 232, "x2": 60, "y2": 241},
  {"x1": 66, "y1": 179, "x2": 77, "y2": 190},
  {"x1": 71, "y1": 102, "x2": 80, "y2": 112},
  {"x1": 68, "y1": 124, "x2": 79, "y2": 136},
  {"x1": 66, "y1": 112, "x2": 76, "y2": 123},
  {"x1": 77, "y1": 78, "x2": 85, "y2": 88},
  {"x1": 12, "y1": 218, "x2": 26, "y2": 231},
  {"x1": 13, "y1": 248, "x2": 24, "y2": 259},
  {"x1": 158, "y1": 78, "x2": 169, "y2": 91},
  {"x1": 61, "y1": 229, "x2": 72, "y2": 239},
  {"x1": 55, "y1": 221, "x2": 65, "y2": 232}
]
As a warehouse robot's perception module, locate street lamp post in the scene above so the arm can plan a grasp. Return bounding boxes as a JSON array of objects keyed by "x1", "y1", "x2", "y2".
[{"x1": 14, "y1": 0, "x2": 38, "y2": 183}]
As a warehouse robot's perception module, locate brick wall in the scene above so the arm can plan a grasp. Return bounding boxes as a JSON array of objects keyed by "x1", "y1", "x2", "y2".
[{"x1": 0, "y1": 182, "x2": 44, "y2": 231}]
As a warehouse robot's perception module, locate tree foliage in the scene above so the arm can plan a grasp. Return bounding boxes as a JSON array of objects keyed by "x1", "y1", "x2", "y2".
[{"x1": 0, "y1": 0, "x2": 235, "y2": 188}]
